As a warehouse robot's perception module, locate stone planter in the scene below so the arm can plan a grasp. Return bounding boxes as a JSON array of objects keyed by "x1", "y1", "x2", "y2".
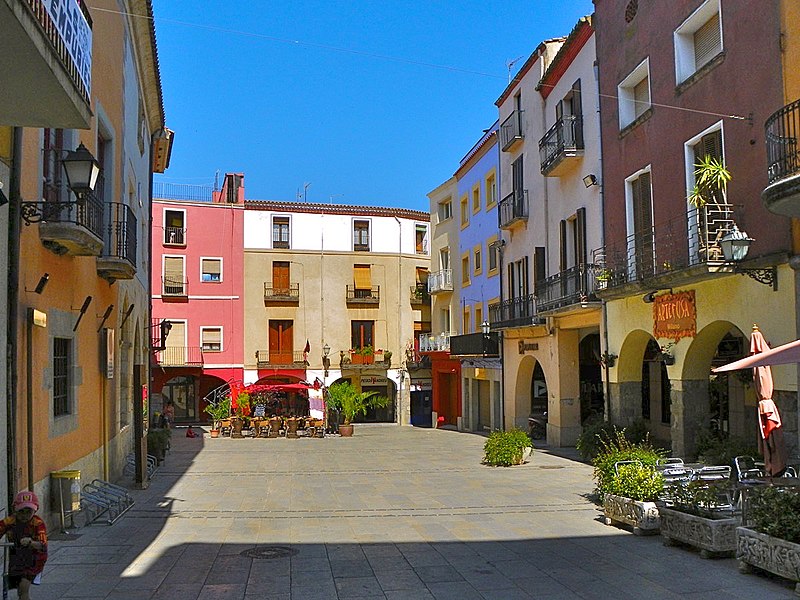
[
  {"x1": 603, "y1": 493, "x2": 660, "y2": 535},
  {"x1": 736, "y1": 526, "x2": 800, "y2": 594},
  {"x1": 660, "y1": 507, "x2": 738, "y2": 558}
]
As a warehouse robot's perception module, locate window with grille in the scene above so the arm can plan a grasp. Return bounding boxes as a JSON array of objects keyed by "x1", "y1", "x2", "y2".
[
  {"x1": 272, "y1": 216, "x2": 290, "y2": 249},
  {"x1": 201, "y1": 258, "x2": 222, "y2": 282},
  {"x1": 201, "y1": 327, "x2": 222, "y2": 352},
  {"x1": 674, "y1": 0, "x2": 722, "y2": 84},
  {"x1": 53, "y1": 337, "x2": 71, "y2": 417},
  {"x1": 353, "y1": 220, "x2": 370, "y2": 250}
]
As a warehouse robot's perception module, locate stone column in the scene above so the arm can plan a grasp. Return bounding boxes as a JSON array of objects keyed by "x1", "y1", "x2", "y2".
[{"x1": 672, "y1": 379, "x2": 710, "y2": 459}]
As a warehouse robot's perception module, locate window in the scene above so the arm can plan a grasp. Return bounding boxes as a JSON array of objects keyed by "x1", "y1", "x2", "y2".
[
  {"x1": 353, "y1": 219, "x2": 370, "y2": 251},
  {"x1": 269, "y1": 320, "x2": 293, "y2": 364},
  {"x1": 272, "y1": 216, "x2": 290, "y2": 249},
  {"x1": 164, "y1": 209, "x2": 186, "y2": 245},
  {"x1": 415, "y1": 223, "x2": 429, "y2": 255},
  {"x1": 618, "y1": 58, "x2": 650, "y2": 129},
  {"x1": 687, "y1": 126, "x2": 724, "y2": 204},
  {"x1": 460, "y1": 195, "x2": 469, "y2": 227},
  {"x1": 475, "y1": 306, "x2": 483, "y2": 333},
  {"x1": 439, "y1": 248, "x2": 450, "y2": 271},
  {"x1": 351, "y1": 320, "x2": 374, "y2": 349},
  {"x1": 675, "y1": 0, "x2": 722, "y2": 84},
  {"x1": 626, "y1": 168, "x2": 654, "y2": 279},
  {"x1": 508, "y1": 257, "x2": 529, "y2": 300},
  {"x1": 201, "y1": 327, "x2": 222, "y2": 352},
  {"x1": 472, "y1": 184, "x2": 481, "y2": 214},
  {"x1": 438, "y1": 198, "x2": 452, "y2": 222},
  {"x1": 488, "y1": 239, "x2": 499, "y2": 273},
  {"x1": 53, "y1": 337, "x2": 71, "y2": 417},
  {"x1": 42, "y1": 128, "x2": 66, "y2": 203},
  {"x1": 163, "y1": 256, "x2": 186, "y2": 295},
  {"x1": 461, "y1": 253, "x2": 470, "y2": 286},
  {"x1": 485, "y1": 171, "x2": 497, "y2": 208},
  {"x1": 201, "y1": 258, "x2": 222, "y2": 282},
  {"x1": 473, "y1": 245, "x2": 482, "y2": 276},
  {"x1": 353, "y1": 264, "x2": 374, "y2": 299}
]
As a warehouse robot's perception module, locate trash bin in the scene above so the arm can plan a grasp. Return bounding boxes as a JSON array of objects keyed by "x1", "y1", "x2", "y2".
[{"x1": 50, "y1": 470, "x2": 81, "y2": 531}]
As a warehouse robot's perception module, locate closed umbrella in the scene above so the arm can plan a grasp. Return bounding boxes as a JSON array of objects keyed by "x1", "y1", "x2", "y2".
[{"x1": 750, "y1": 325, "x2": 787, "y2": 477}]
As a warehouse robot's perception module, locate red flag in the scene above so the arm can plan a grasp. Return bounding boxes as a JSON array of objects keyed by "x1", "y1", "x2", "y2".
[{"x1": 304, "y1": 340, "x2": 311, "y2": 354}]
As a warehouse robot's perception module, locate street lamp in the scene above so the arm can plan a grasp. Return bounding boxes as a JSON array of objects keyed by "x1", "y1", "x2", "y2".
[
  {"x1": 61, "y1": 143, "x2": 101, "y2": 199},
  {"x1": 481, "y1": 320, "x2": 491, "y2": 337},
  {"x1": 322, "y1": 343, "x2": 331, "y2": 377},
  {"x1": 719, "y1": 224, "x2": 777, "y2": 290}
]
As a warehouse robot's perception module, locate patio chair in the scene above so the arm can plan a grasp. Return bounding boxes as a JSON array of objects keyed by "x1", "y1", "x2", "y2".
[
  {"x1": 734, "y1": 456, "x2": 764, "y2": 481},
  {"x1": 694, "y1": 465, "x2": 732, "y2": 482}
]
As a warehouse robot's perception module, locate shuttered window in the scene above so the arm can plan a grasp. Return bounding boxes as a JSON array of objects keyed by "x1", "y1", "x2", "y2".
[
  {"x1": 201, "y1": 327, "x2": 222, "y2": 352},
  {"x1": 201, "y1": 258, "x2": 221, "y2": 282},
  {"x1": 633, "y1": 77, "x2": 650, "y2": 118},
  {"x1": 164, "y1": 257, "x2": 185, "y2": 295},
  {"x1": 353, "y1": 264, "x2": 372, "y2": 290},
  {"x1": 576, "y1": 208, "x2": 587, "y2": 266},
  {"x1": 694, "y1": 12, "x2": 721, "y2": 70}
]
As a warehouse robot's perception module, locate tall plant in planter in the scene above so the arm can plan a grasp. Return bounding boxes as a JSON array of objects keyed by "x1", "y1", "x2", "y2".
[
  {"x1": 204, "y1": 396, "x2": 231, "y2": 437},
  {"x1": 326, "y1": 381, "x2": 389, "y2": 437}
]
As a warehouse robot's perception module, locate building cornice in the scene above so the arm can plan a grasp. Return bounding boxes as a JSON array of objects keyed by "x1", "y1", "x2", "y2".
[
  {"x1": 244, "y1": 200, "x2": 430, "y2": 221},
  {"x1": 536, "y1": 16, "x2": 594, "y2": 100}
]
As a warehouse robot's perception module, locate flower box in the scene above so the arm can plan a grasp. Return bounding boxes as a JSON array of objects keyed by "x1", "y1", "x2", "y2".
[
  {"x1": 736, "y1": 526, "x2": 800, "y2": 593},
  {"x1": 660, "y1": 507, "x2": 738, "y2": 558},
  {"x1": 603, "y1": 493, "x2": 660, "y2": 535}
]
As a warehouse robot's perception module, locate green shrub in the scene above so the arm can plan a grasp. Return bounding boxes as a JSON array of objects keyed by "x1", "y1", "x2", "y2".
[
  {"x1": 605, "y1": 463, "x2": 664, "y2": 502},
  {"x1": 591, "y1": 428, "x2": 666, "y2": 502},
  {"x1": 695, "y1": 430, "x2": 758, "y2": 466},
  {"x1": 483, "y1": 429, "x2": 532, "y2": 467},
  {"x1": 749, "y1": 487, "x2": 800, "y2": 544},
  {"x1": 665, "y1": 481, "x2": 733, "y2": 518},
  {"x1": 576, "y1": 417, "x2": 651, "y2": 461},
  {"x1": 147, "y1": 428, "x2": 171, "y2": 461}
]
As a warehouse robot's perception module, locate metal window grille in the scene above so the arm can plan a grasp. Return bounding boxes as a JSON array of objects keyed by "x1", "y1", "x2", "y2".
[{"x1": 53, "y1": 337, "x2": 71, "y2": 416}]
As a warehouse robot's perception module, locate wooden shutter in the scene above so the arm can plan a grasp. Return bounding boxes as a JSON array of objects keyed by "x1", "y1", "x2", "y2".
[
  {"x1": 508, "y1": 263, "x2": 515, "y2": 299},
  {"x1": 633, "y1": 77, "x2": 649, "y2": 118},
  {"x1": 269, "y1": 320, "x2": 293, "y2": 363},
  {"x1": 522, "y1": 256, "x2": 529, "y2": 296},
  {"x1": 632, "y1": 173, "x2": 653, "y2": 234},
  {"x1": 559, "y1": 220, "x2": 568, "y2": 272},
  {"x1": 353, "y1": 264, "x2": 371, "y2": 290},
  {"x1": 533, "y1": 247, "x2": 546, "y2": 293},
  {"x1": 512, "y1": 156, "x2": 524, "y2": 193},
  {"x1": 202, "y1": 328, "x2": 221, "y2": 350},
  {"x1": 273, "y1": 261, "x2": 290, "y2": 290},
  {"x1": 576, "y1": 208, "x2": 587, "y2": 265},
  {"x1": 694, "y1": 13, "x2": 721, "y2": 70}
]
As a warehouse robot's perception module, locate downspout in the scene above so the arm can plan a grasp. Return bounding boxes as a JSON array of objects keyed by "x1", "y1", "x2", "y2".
[
  {"x1": 393, "y1": 216, "x2": 403, "y2": 424},
  {"x1": 8, "y1": 127, "x2": 21, "y2": 504},
  {"x1": 498, "y1": 241, "x2": 506, "y2": 430}
]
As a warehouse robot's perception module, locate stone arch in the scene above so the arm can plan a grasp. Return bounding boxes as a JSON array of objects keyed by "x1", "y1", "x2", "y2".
[
  {"x1": 617, "y1": 328, "x2": 654, "y2": 382},
  {"x1": 682, "y1": 320, "x2": 743, "y2": 380},
  {"x1": 513, "y1": 354, "x2": 550, "y2": 430}
]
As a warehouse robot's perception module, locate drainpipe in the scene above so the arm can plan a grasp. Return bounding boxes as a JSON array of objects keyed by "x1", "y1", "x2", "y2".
[
  {"x1": 8, "y1": 127, "x2": 21, "y2": 504},
  {"x1": 393, "y1": 216, "x2": 403, "y2": 424}
]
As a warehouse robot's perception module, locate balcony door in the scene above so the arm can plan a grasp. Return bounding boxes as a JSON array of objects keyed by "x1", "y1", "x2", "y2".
[
  {"x1": 351, "y1": 320, "x2": 374, "y2": 350},
  {"x1": 273, "y1": 261, "x2": 290, "y2": 295},
  {"x1": 631, "y1": 171, "x2": 654, "y2": 280},
  {"x1": 164, "y1": 321, "x2": 185, "y2": 366},
  {"x1": 269, "y1": 320, "x2": 293, "y2": 364}
]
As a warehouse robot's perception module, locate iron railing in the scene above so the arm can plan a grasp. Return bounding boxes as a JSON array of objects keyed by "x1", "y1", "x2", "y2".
[
  {"x1": 419, "y1": 332, "x2": 451, "y2": 353},
  {"x1": 539, "y1": 115, "x2": 584, "y2": 175},
  {"x1": 156, "y1": 347, "x2": 203, "y2": 366},
  {"x1": 592, "y1": 203, "x2": 737, "y2": 289},
  {"x1": 489, "y1": 294, "x2": 543, "y2": 329},
  {"x1": 101, "y1": 202, "x2": 137, "y2": 265},
  {"x1": 346, "y1": 285, "x2": 380, "y2": 303},
  {"x1": 163, "y1": 226, "x2": 185, "y2": 245},
  {"x1": 264, "y1": 282, "x2": 299, "y2": 302},
  {"x1": 427, "y1": 269, "x2": 453, "y2": 293},
  {"x1": 498, "y1": 189, "x2": 528, "y2": 228},
  {"x1": 535, "y1": 264, "x2": 597, "y2": 313},
  {"x1": 765, "y1": 98, "x2": 800, "y2": 185},
  {"x1": 162, "y1": 276, "x2": 188, "y2": 296},
  {"x1": 410, "y1": 285, "x2": 430, "y2": 305},
  {"x1": 500, "y1": 109, "x2": 524, "y2": 151},
  {"x1": 153, "y1": 182, "x2": 214, "y2": 202},
  {"x1": 255, "y1": 350, "x2": 305, "y2": 366}
]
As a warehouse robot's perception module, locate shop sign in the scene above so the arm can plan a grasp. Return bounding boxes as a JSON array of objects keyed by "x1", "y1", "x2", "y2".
[
  {"x1": 361, "y1": 375, "x2": 387, "y2": 386},
  {"x1": 653, "y1": 290, "x2": 696, "y2": 342},
  {"x1": 412, "y1": 379, "x2": 432, "y2": 391},
  {"x1": 518, "y1": 341, "x2": 539, "y2": 354}
]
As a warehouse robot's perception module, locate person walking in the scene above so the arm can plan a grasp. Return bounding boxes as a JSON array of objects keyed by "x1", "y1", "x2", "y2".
[{"x1": 0, "y1": 491, "x2": 48, "y2": 600}]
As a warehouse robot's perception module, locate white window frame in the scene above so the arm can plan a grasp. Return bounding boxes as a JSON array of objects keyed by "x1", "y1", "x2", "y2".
[
  {"x1": 674, "y1": 0, "x2": 723, "y2": 84},
  {"x1": 200, "y1": 326, "x2": 223, "y2": 352},
  {"x1": 624, "y1": 165, "x2": 653, "y2": 280},
  {"x1": 684, "y1": 121, "x2": 725, "y2": 262},
  {"x1": 162, "y1": 254, "x2": 186, "y2": 296},
  {"x1": 200, "y1": 257, "x2": 223, "y2": 283},
  {"x1": 618, "y1": 58, "x2": 651, "y2": 130},
  {"x1": 353, "y1": 218, "x2": 371, "y2": 250}
]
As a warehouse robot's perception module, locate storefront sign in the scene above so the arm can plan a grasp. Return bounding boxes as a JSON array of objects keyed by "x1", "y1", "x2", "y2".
[
  {"x1": 518, "y1": 341, "x2": 539, "y2": 354},
  {"x1": 361, "y1": 375, "x2": 387, "y2": 386},
  {"x1": 653, "y1": 290, "x2": 696, "y2": 342}
]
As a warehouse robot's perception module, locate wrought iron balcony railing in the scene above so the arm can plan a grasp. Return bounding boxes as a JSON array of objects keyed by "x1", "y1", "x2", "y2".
[
  {"x1": 419, "y1": 331, "x2": 451, "y2": 353},
  {"x1": 255, "y1": 350, "x2": 306, "y2": 367},
  {"x1": 162, "y1": 276, "x2": 188, "y2": 297},
  {"x1": 346, "y1": 285, "x2": 380, "y2": 304},
  {"x1": 498, "y1": 189, "x2": 528, "y2": 229},
  {"x1": 264, "y1": 282, "x2": 300, "y2": 302},
  {"x1": 765, "y1": 98, "x2": 800, "y2": 185},
  {"x1": 489, "y1": 294, "x2": 543, "y2": 329},
  {"x1": 96, "y1": 202, "x2": 137, "y2": 281},
  {"x1": 163, "y1": 226, "x2": 185, "y2": 245},
  {"x1": 449, "y1": 332, "x2": 499, "y2": 357},
  {"x1": 410, "y1": 284, "x2": 430, "y2": 305},
  {"x1": 592, "y1": 203, "x2": 737, "y2": 291},
  {"x1": 427, "y1": 269, "x2": 453, "y2": 293},
  {"x1": 500, "y1": 109, "x2": 524, "y2": 151},
  {"x1": 539, "y1": 115, "x2": 585, "y2": 176},
  {"x1": 156, "y1": 346, "x2": 203, "y2": 367},
  {"x1": 535, "y1": 264, "x2": 597, "y2": 313}
]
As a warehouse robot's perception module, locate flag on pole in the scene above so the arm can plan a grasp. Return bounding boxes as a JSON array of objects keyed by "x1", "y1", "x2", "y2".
[{"x1": 303, "y1": 339, "x2": 311, "y2": 364}]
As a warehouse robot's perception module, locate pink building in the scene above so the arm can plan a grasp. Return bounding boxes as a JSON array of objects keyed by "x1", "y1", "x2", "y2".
[{"x1": 151, "y1": 174, "x2": 245, "y2": 423}]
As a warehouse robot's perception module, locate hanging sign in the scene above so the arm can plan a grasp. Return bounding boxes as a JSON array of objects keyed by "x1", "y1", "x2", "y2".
[{"x1": 653, "y1": 290, "x2": 696, "y2": 342}]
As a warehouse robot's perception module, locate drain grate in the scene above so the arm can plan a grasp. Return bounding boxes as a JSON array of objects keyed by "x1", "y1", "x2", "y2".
[
  {"x1": 240, "y1": 545, "x2": 299, "y2": 560},
  {"x1": 538, "y1": 465, "x2": 565, "y2": 469}
]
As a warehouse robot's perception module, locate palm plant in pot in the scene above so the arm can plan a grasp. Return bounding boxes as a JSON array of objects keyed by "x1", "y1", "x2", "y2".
[
  {"x1": 326, "y1": 381, "x2": 389, "y2": 437},
  {"x1": 203, "y1": 396, "x2": 231, "y2": 438}
]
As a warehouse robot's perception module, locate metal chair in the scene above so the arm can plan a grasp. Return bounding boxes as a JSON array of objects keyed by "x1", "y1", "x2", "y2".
[
  {"x1": 694, "y1": 465, "x2": 732, "y2": 482},
  {"x1": 735, "y1": 456, "x2": 764, "y2": 481}
]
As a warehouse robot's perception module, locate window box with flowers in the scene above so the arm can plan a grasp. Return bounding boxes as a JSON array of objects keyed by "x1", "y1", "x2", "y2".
[{"x1": 349, "y1": 346, "x2": 374, "y2": 365}]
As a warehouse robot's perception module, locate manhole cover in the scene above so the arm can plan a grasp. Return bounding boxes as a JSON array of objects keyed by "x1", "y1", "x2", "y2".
[{"x1": 240, "y1": 545, "x2": 298, "y2": 560}]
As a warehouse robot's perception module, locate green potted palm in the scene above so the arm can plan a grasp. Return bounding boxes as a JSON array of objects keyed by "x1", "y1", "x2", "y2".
[
  {"x1": 203, "y1": 396, "x2": 231, "y2": 438},
  {"x1": 326, "y1": 381, "x2": 389, "y2": 437}
]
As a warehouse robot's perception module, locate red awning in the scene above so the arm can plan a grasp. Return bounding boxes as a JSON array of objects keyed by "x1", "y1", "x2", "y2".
[{"x1": 713, "y1": 339, "x2": 800, "y2": 372}]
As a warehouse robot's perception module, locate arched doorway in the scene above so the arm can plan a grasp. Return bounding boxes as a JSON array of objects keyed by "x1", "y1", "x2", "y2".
[
  {"x1": 641, "y1": 339, "x2": 671, "y2": 446},
  {"x1": 514, "y1": 355, "x2": 549, "y2": 431},
  {"x1": 579, "y1": 333, "x2": 603, "y2": 422},
  {"x1": 162, "y1": 375, "x2": 197, "y2": 423},
  {"x1": 709, "y1": 330, "x2": 750, "y2": 440}
]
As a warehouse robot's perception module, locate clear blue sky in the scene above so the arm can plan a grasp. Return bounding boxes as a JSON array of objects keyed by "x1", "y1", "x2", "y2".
[{"x1": 152, "y1": 1, "x2": 594, "y2": 212}]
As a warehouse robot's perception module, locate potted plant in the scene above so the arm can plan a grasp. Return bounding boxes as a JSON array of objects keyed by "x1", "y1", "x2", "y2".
[
  {"x1": 598, "y1": 351, "x2": 618, "y2": 369},
  {"x1": 594, "y1": 268, "x2": 612, "y2": 290},
  {"x1": 483, "y1": 429, "x2": 532, "y2": 466},
  {"x1": 203, "y1": 396, "x2": 231, "y2": 438},
  {"x1": 147, "y1": 428, "x2": 171, "y2": 464},
  {"x1": 660, "y1": 480, "x2": 738, "y2": 557},
  {"x1": 231, "y1": 391, "x2": 250, "y2": 438},
  {"x1": 593, "y1": 429, "x2": 666, "y2": 535},
  {"x1": 360, "y1": 345, "x2": 375, "y2": 364},
  {"x1": 326, "y1": 381, "x2": 389, "y2": 437},
  {"x1": 658, "y1": 342, "x2": 676, "y2": 366},
  {"x1": 737, "y1": 486, "x2": 800, "y2": 592}
]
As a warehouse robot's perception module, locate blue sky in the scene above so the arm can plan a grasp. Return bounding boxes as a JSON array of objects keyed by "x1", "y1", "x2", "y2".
[{"x1": 152, "y1": 1, "x2": 594, "y2": 211}]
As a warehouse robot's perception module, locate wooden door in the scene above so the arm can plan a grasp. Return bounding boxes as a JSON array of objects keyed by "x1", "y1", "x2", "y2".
[
  {"x1": 164, "y1": 321, "x2": 185, "y2": 365},
  {"x1": 273, "y1": 261, "x2": 290, "y2": 294},
  {"x1": 269, "y1": 320, "x2": 293, "y2": 364}
]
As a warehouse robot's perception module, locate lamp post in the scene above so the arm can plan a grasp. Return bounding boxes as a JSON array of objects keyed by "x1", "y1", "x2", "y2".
[
  {"x1": 322, "y1": 343, "x2": 330, "y2": 378},
  {"x1": 719, "y1": 225, "x2": 777, "y2": 290},
  {"x1": 481, "y1": 320, "x2": 491, "y2": 357},
  {"x1": 61, "y1": 143, "x2": 100, "y2": 199}
]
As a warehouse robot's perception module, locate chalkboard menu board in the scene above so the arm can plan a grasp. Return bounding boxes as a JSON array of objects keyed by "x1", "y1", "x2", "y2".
[{"x1": 254, "y1": 404, "x2": 266, "y2": 417}]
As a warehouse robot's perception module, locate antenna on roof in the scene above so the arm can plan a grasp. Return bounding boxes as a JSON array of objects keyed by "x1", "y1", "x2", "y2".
[
  {"x1": 303, "y1": 182, "x2": 311, "y2": 202},
  {"x1": 214, "y1": 170, "x2": 220, "y2": 192},
  {"x1": 506, "y1": 56, "x2": 524, "y2": 82}
]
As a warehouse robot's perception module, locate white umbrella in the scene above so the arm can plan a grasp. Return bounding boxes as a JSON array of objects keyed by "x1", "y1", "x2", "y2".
[
  {"x1": 713, "y1": 338, "x2": 800, "y2": 372},
  {"x1": 748, "y1": 326, "x2": 787, "y2": 477}
]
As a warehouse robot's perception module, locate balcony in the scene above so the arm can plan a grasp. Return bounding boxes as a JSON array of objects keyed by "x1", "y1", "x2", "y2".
[
  {"x1": 419, "y1": 332, "x2": 451, "y2": 353},
  {"x1": 0, "y1": 0, "x2": 92, "y2": 128},
  {"x1": 498, "y1": 190, "x2": 528, "y2": 229},
  {"x1": 155, "y1": 346, "x2": 203, "y2": 367},
  {"x1": 264, "y1": 282, "x2": 300, "y2": 304},
  {"x1": 535, "y1": 264, "x2": 598, "y2": 314},
  {"x1": 162, "y1": 276, "x2": 188, "y2": 299},
  {"x1": 763, "y1": 99, "x2": 800, "y2": 217},
  {"x1": 256, "y1": 350, "x2": 306, "y2": 368},
  {"x1": 427, "y1": 269, "x2": 453, "y2": 294},
  {"x1": 96, "y1": 203, "x2": 137, "y2": 282},
  {"x1": 410, "y1": 284, "x2": 430, "y2": 306},
  {"x1": 163, "y1": 226, "x2": 186, "y2": 246},
  {"x1": 489, "y1": 295, "x2": 543, "y2": 330},
  {"x1": 449, "y1": 332, "x2": 499, "y2": 357},
  {"x1": 539, "y1": 115, "x2": 584, "y2": 177},
  {"x1": 346, "y1": 285, "x2": 380, "y2": 305},
  {"x1": 592, "y1": 203, "x2": 738, "y2": 298},
  {"x1": 500, "y1": 110, "x2": 524, "y2": 151}
]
